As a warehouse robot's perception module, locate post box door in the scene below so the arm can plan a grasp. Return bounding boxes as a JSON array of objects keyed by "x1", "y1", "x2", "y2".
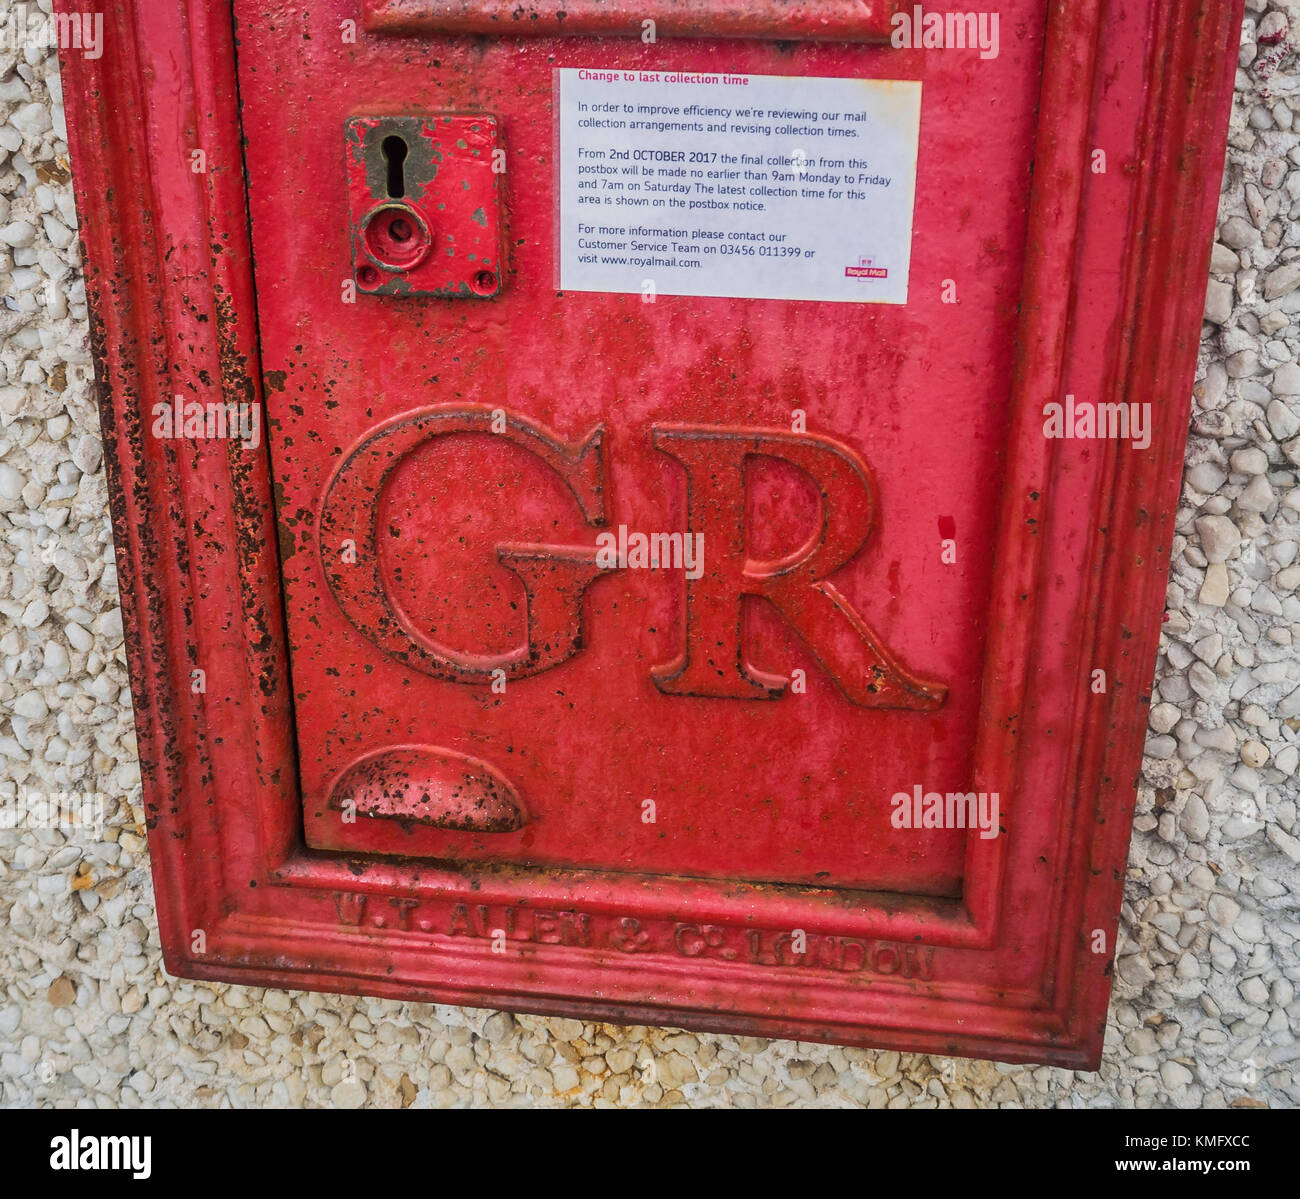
[
  {"x1": 60, "y1": 0, "x2": 1244, "y2": 1065},
  {"x1": 244, "y1": 5, "x2": 1030, "y2": 893}
]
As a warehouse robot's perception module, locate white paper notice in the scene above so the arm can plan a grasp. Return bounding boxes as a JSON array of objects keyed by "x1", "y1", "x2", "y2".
[{"x1": 557, "y1": 69, "x2": 921, "y2": 304}]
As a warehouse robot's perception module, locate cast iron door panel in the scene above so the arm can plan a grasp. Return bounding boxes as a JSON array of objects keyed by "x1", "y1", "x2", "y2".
[{"x1": 242, "y1": 6, "x2": 1032, "y2": 895}]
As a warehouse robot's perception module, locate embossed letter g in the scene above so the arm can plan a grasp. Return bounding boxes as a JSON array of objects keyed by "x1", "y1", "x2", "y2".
[{"x1": 318, "y1": 406, "x2": 612, "y2": 682}]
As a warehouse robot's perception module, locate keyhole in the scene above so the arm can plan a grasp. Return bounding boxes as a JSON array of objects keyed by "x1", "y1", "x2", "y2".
[{"x1": 382, "y1": 135, "x2": 407, "y2": 199}]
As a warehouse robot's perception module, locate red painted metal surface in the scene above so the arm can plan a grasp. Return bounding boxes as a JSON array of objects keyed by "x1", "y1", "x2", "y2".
[
  {"x1": 58, "y1": 0, "x2": 1243, "y2": 1066},
  {"x1": 362, "y1": 0, "x2": 900, "y2": 42}
]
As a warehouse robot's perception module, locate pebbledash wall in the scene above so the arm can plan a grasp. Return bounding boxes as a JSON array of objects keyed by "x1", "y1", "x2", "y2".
[{"x1": 1, "y1": 5, "x2": 1298, "y2": 1110}]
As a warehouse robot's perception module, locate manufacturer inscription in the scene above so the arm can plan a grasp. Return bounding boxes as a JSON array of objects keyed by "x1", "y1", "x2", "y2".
[{"x1": 330, "y1": 892, "x2": 936, "y2": 979}]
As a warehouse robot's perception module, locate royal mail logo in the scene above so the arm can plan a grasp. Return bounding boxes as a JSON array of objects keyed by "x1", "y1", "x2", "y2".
[{"x1": 845, "y1": 255, "x2": 888, "y2": 279}]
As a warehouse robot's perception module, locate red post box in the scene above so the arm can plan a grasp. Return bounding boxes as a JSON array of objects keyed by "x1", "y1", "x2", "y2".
[{"x1": 59, "y1": 0, "x2": 1244, "y2": 1066}]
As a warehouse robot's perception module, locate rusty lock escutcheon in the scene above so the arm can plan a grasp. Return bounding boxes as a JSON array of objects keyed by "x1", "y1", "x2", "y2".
[{"x1": 346, "y1": 114, "x2": 503, "y2": 298}]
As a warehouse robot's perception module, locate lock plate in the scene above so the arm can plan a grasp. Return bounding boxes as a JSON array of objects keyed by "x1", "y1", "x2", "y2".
[{"x1": 346, "y1": 114, "x2": 503, "y2": 298}]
